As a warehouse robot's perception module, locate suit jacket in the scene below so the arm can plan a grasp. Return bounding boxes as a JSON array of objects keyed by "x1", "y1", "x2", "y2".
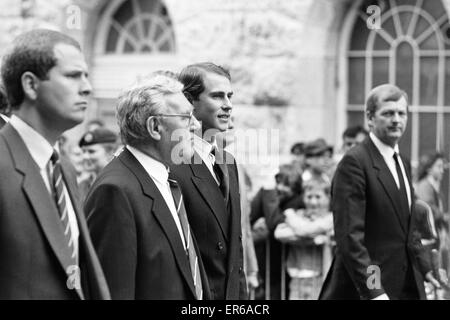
[
  {"x1": 85, "y1": 149, "x2": 210, "y2": 300},
  {"x1": 170, "y1": 151, "x2": 246, "y2": 300},
  {"x1": 319, "y1": 137, "x2": 431, "y2": 300},
  {"x1": 0, "y1": 124, "x2": 110, "y2": 299}
]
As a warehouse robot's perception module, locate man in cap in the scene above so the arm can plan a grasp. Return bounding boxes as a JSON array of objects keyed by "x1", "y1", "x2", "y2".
[
  {"x1": 302, "y1": 138, "x2": 335, "y2": 184},
  {"x1": 78, "y1": 128, "x2": 118, "y2": 202}
]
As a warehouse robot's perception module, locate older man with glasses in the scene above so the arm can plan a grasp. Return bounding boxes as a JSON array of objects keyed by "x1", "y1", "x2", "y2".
[{"x1": 85, "y1": 72, "x2": 210, "y2": 300}]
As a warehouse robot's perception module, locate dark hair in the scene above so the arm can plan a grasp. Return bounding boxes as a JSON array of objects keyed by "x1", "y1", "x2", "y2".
[
  {"x1": 365, "y1": 84, "x2": 408, "y2": 117},
  {"x1": 1, "y1": 29, "x2": 81, "y2": 109},
  {"x1": 178, "y1": 62, "x2": 231, "y2": 103},
  {"x1": 0, "y1": 81, "x2": 9, "y2": 116},
  {"x1": 342, "y1": 125, "x2": 368, "y2": 139},
  {"x1": 417, "y1": 152, "x2": 445, "y2": 181},
  {"x1": 290, "y1": 142, "x2": 305, "y2": 155},
  {"x1": 275, "y1": 163, "x2": 303, "y2": 195}
]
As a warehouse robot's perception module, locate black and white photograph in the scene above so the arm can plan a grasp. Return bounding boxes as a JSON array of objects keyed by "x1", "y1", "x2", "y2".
[{"x1": 0, "y1": 0, "x2": 449, "y2": 306}]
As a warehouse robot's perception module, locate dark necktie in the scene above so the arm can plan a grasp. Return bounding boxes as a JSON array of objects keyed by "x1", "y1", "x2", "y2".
[
  {"x1": 168, "y1": 179, "x2": 203, "y2": 300},
  {"x1": 211, "y1": 147, "x2": 229, "y2": 203},
  {"x1": 393, "y1": 153, "x2": 410, "y2": 219},
  {"x1": 49, "y1": 150, "x2": 78, "y2": 265}
]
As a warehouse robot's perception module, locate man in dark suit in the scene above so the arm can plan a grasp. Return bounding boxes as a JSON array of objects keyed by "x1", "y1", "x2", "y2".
[
  {"x1": 0, "y1": 29, "x2": 110, "y2": 299},
  {"x1": 320, "y1": 84, "x2": 443, "y2": 300},
  {"x1": 170, "y1": 62, "x2": 247, "y2": 300},
  {"x1": 85, "y1": 72, "x2": 210, "y2": 300}
]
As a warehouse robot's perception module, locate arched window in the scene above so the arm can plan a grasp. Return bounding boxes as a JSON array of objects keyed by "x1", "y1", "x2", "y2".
[
  {"x1": 347, "y1": 0, "x2": 450, "y2": 208},
  {"x1": 104, "y1": 0, "x2": 175, "y2": 54}
]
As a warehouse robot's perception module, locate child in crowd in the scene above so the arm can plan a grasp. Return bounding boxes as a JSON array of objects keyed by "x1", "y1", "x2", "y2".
[{"x1": 274, "y1": 178, "x2": 333, "y2": 300}]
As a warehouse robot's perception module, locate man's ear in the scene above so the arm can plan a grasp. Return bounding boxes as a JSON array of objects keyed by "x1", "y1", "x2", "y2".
[
  {"x1": 146, "y1": 116, "x2": 162, "y2": 141},
  {"x1": 21, "y1": 71, "x2": 40, "y2": 101},
  {"x1": 366, "y1": 111, "x2": 374, "y2": 126}
]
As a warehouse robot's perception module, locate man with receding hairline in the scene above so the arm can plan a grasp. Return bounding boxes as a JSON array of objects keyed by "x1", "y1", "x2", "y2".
[{"x1": 320, "y1": 84, "x2": 444, "y2": 300}]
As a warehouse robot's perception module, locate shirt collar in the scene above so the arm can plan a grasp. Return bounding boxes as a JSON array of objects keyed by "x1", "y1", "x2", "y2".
[
  {"x1": 193, "y1": 134, "x2": 217, "y2": 159},
  {"x1": 0, "y1": 114, "x2": 9, "y2": 123},
  {"x1": 126, "y1": 145, "x2": 169, "y2": 184},
  {"x1": 369, "y1": 132, "x2": 399, "y2": 159},
  {"x1": 9, "y1": 115, "x2": 54, "y2": 170}
]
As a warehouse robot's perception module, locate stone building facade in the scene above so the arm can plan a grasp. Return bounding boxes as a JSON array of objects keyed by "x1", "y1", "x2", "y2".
[{"x1": 1, "y1": 0, "x2": 450, "y2": 205}]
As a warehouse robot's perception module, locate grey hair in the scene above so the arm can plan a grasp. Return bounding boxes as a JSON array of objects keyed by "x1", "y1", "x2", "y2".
[{"x1": 116, "y1": 73, "x2": 183, "y2": 147}]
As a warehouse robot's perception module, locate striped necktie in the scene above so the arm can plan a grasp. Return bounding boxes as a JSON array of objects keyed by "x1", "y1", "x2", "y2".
[
  {"x1": 168, "y1": 179, "x2": 203, "y2": 300},
  {"x1": 49, "y1": 150, "x2": 78, "y2": 265}
]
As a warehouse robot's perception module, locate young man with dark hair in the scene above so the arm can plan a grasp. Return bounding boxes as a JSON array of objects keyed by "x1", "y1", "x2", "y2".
[{"x1": 171, "y1": 62, "x2": 247, "y2": 299}]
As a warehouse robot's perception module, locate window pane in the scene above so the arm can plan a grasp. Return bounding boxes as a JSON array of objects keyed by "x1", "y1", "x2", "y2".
[
  {"x1": 124, "y1": 40, "x2": 134, "y2": 53},
  {"x1": 350, "y1": 16, "x2": 369, "y2": 51},
  {"x1": 422, "y1": 0, "x2": 445, "y2": 21},
  {"x1": 138, "y1": 0, "x2": 157, "y2": 13},
  {"x1": 372, "y1": 57, "x2": 389, "y2": 86},
  {"x1": 413, "y1": 16, "x2": 430, "y2": 39},
  {"x1": 419, "y1": 57, "x2": 438, "y2": 105},
  {"x1": 419, "y1": 33, "x2": 439, "y2": 50},
  {"x1": 418, "y1": 113, "x2": 437, "y2": 156},
  {"x1": 382, "y1": 15, "x2": 397, "y2": 38},
  {"x1": 347, "y1": 111, "x2": 365, "y2": 128},
  {"x1": 439, "y1": 20, "x2": 450, "y2": 50},
  {"x1": 398, "y1": 110, "x2": 412, "y2": 160},
  {"x1": 444, "y1": 57, "x2": 450, "y2": 106},
  {"x1": 374, "y1": 34, "x2": 391, "y2": 51},
  {"x1": 396, "y1": 42, "x2": 413, "y2": 99},
  {"x1": 106, "y1": 26, "x2": 119, "y2": 53},
  {"x1": 348, "y1": 58, "x2": 365, "y2": 104},
  {"x1": 113, "y1": 1, "x2": 134, "y2": 27},
  {"x1": 398, "y1": 11, "x2": 413, "y2": 35},
  {"x1": 443, "y1": 113, "x2": 450, "y2": 211}
]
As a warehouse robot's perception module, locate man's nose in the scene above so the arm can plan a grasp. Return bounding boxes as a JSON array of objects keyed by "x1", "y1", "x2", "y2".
[
  {"x1": 392, "y1": 112, "x2": 401, "y2": 122},
  {"x1": 222, "y1": 97, "x2": 232, "y2": 110},
  {"x1": 80, "y1": 76, "x2": 92, "y2": 96}
]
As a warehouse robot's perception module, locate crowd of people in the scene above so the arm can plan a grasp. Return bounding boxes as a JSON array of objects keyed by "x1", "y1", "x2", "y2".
[{"x1": 0, "y1": 28, "x2": 449, "y2": 300}]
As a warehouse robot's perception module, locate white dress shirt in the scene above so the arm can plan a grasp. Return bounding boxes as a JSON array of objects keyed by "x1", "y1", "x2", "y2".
[
  {"x1": 0, "y1": 113, "x2": 9, "y2": 123},
  {"x1": 9, "y1": 115, "x2": 79, "y2": 256},
  {"x1": 126, "y1": 145, "x2": 186, "y2": 248},
  {"x1": 369, "y1": 132, "x2": 412, "y2": 208},
  {"x1": 193, "y1": 134, "x2": 219, "y2": 185}
]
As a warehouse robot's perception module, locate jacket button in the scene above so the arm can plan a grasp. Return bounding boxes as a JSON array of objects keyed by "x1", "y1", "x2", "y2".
[
  {"x1": 217, "y1": 242, "x2": 224, "y2": 251},
  {"x1": 239, "y1": 267, "x2": 243, "y2": 273},
  {"x1": 239, "y1": 235, "x2": 242, "y2": 240}
]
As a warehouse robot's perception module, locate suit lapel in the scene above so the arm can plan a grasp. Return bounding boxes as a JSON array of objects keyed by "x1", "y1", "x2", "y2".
[
  {"x1": 189, "y1": 156, "x2": 229, "y2": 241},
  {"x1": 2, "y1": 125, "x2": 79, "y2": 293},
  {"x1": 119, "y1": 150, "x2": 197, "y2": 298},
  {"x1": 365, "y1": 138, "x2": 408, "y2": 233}
]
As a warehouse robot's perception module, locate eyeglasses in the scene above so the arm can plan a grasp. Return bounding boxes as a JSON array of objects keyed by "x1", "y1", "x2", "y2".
[{"x1": 153, "y1": 110, "x2": 194, "y2": 126}]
